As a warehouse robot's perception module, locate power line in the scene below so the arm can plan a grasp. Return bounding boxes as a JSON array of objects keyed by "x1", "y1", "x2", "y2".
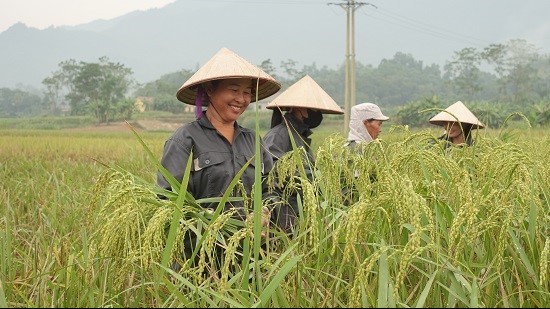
[
  {"x1": 195, "y1": 0, "x2": 492, "y2": 48},
  {"x1": 364, "y1": 7, "x2": 491, "y2": 48},
  {"x1": 188, "y1": 0, "x2": 511, "y2": 50}
]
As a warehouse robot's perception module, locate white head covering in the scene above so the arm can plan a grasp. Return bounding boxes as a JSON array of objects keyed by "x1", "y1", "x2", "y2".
[{"x1": 347, "y1": 103, "x2": 389, "y2": 143}]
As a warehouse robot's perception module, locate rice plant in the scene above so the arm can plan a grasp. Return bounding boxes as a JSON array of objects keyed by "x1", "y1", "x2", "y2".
[{"x1": 1, "y1": 125, "x2": 548, "y2": 307}]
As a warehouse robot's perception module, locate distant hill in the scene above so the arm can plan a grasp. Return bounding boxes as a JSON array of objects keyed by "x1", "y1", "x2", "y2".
[
  {"x1": 0, "y1": 0, "x2": 349, "y2": 90},
  {"x1": 2, "y1": 0, "x2": 549, "y2": 90}
]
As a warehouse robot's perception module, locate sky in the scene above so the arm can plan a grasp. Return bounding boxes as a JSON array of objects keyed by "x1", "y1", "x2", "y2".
[
  {"x1": 2, "y1": 0, "x2": 549, "y2": 61},
  {"x1": 0, "y1": 0, "x2": 176, "y2": 32},
  {"x1": 1, "y1": 0, "x2": 549, "y2": 87}
]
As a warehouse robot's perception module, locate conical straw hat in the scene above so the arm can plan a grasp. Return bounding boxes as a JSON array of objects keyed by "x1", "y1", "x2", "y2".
[
  {"x1": 429, "y1": 101, "x2": 485, "y2": 129},
  {"x1": 176, "y1": 47, "x2": 281, "y2": 105},
  {"x1": 266, "y1": 75, "x2": 344, "y2": 114}
]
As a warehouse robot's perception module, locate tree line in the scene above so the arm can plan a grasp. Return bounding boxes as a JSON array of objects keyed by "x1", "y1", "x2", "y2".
[{"x1": 1, "y1": 39, "x2": 549, "y2": 127}]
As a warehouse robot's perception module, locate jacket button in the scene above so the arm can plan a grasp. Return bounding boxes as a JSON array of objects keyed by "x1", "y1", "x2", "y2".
[{"x1": 205, "y1": 159, "x2": 210, "y2": 164}]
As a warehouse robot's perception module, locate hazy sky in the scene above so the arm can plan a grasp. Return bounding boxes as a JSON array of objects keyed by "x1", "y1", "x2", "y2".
[
  {"x1": 0, "y1": 0, "x2": 176, "y2": 32},
  {"x1": 1, "y1": 0, "x2": 549, "y2": 77},
  {"x1": 2, "y1": 0, "x2": 549, "y2": 59}
]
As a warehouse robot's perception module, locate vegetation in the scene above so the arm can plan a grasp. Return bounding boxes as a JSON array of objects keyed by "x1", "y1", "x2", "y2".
[
  {"x1": 41, "y1": 57, "x2": 135, "y2": 123},
  {"x1": 1, "y1": 116, "x2": 548, "y2": 307},
  {"x1": 0, "y1": 37, "x2": 549, "y2": 307},
  {"x1": 0, "y1": 115, "x2": 96, "y2": 130},
  {"x1": 0, "y1": 88, "x2": 44, "y2": 116},
  {"x1": 1, "y1": 39, "x2": 549, "y2": 128}
]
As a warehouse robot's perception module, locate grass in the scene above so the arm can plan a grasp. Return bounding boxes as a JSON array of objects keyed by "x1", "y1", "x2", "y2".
[{"x1": 0, "y1": 116, "x2": 549, "y2": 307}]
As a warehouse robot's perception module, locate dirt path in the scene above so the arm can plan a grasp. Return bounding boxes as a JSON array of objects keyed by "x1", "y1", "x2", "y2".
[
  {"x1": 64, "y1": 120, "x2": 180, "y2": 132},
  {"x1": 64, "y1": 122, "x2": 138, "y2": 132}
]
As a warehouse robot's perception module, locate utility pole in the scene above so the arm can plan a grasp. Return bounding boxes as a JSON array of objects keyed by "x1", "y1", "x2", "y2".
[{"x1": 329, "y1": 1, "x2": 375, "y2": 135}]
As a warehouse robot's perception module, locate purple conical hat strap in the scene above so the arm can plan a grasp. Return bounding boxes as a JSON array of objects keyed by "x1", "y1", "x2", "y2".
[{"x1": 194, "y1": 86, "x2": 204, "y2": 119}]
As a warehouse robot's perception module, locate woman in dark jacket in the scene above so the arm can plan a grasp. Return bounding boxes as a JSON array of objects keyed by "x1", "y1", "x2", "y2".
[
  {"x1": 263, "y1": 75, "x2": 344, "y2": 234},
  {"x1": 157, "y1": 48, "x2": 281, "y2": 269},
  {"x1": 158, "y1": 47, "x2": 280, "y2": 212}
]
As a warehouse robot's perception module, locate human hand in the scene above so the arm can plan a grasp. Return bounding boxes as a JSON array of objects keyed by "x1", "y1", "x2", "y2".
[
  {"x1": 248, "y1": 206, "x2": 271, "y2": 238},
  {"x1": 261, "y1": 206, "x2": 270, "y2": 237}
]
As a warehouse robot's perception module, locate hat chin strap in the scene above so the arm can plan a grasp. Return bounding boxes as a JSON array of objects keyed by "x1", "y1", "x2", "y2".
[{"x1": 206, "y1": 101, "x2": 234, "y2": 127}]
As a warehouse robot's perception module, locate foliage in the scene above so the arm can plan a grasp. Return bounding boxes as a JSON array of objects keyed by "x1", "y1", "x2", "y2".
[
  {"x1": 134, "y1": 70, "x2": 194, "y2": 99},
  {"x1": 42, "y1": 57, "x2": 135, "y2": 123},
  {"x1": 150, "y1": 94, "x2": 186, "y2": 114},
  {"x1": 0, "y1": 87, "x2": 45, "y2": 117},
  {"x1": 258, "y1": 59, "x2": 279, "y2": 81},
  {"x1": 532, "y1": 102, "x2": 550, "y2": 127},
  {"x1": 279, "y1": 58, "x2": 304, "y2": 85},
  {"x1": 1, "y1": 127, "x2": 549, "y2": 307},
  {"x1": 394, "y1": 96, "x2": 444, "y2": 127},
  {"x1": 468, "y1": 101, "x2": 510, "y2": 128},
  {"x1": 370, "y1": 52, "x2": 443, "y2": 106},
  {"x1": 2, "y1": 39, "x2": 550, "y2": 123},
  {"x1": 481, "y1": 39, "x2": 544, "y2": 104},
  {"x1": 443, "y1": 47, "x2": 483, "y2": 100}
]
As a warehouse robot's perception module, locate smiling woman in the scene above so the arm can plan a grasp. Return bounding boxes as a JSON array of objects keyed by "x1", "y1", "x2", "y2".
[
  {"x1": 156, "y1": 47, "x2": 282, "y2": 270},
  {"x1": 158, "y1": 47, "x2": 281, "y2": 203}
]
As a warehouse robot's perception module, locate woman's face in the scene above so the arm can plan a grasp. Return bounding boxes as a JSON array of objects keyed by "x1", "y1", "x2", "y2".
[
  {"x1": 206, "y1": 78, "x2": 253, "y2": 123},
  {"x1": 446, "y1": 122, "x2": 463, "y2": 138},
  {"x1": 364, "y1": 119, "x2": 384, "y2": 140}
]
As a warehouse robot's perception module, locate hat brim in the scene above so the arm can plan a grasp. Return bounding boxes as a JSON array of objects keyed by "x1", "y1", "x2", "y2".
[
  {"x1": 177, "y1": 76, "x2": 280, "y2": 105},
  {"x1": 429, "y1": 120, "x2": 484, "y2": 129},
  {"x1": 372, "y1": 115, "x2": 389, "y2": 121}
]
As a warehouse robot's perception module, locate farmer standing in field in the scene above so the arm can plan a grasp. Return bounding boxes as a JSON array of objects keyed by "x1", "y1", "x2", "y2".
[
  {"x1": 263, "y1": 74, "x2": 344, "y2": 234},
  {"x1": 341, "y1": 102, "x2": 390, "y2": 203},
  {"x1": 345, "y1": 102, "x2": 390, "y2": 148},
  {"x1": 157, "y1": 47, "x2": 281, "y2": 269},
  {"x1": 428, "y1": 101, "x2": 485, "y2": 148}
]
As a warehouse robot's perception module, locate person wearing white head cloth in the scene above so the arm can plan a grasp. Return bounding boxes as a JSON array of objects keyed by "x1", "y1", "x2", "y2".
[
  {"x1": 341, "y1": 103, "x2": 389, "y2": 205},
  {"x1": 346, "y1": 103, "x2": 389, "y2": 147}
]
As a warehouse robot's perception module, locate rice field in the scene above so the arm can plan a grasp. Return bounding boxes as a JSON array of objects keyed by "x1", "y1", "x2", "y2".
[{"x1": 0, "y1": 123, "x2": 548, "y2": 307}]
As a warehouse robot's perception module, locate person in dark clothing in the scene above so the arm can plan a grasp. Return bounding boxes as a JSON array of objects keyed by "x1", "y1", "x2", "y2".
[
  {"x1": 157, "y1": 47, "x2": 281, "y2": 270},
  {"x1": 428, "y1": 101, "x2": 485, "y2": 149},
  {"x1": 263, "y1": 75, "x2": 344, "y2": 234},
  {"x1": 264, "y1": 107, "x2": 318, "y2": 168}
]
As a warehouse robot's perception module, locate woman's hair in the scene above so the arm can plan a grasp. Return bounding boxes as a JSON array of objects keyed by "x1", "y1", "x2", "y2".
[
  {"x1": 442, "y1": 122, "x2": 474, "y2": 146},
  {"x1": 270, "y1": 108, "x2": 283, "y2": 128},
  {"x1": 462, "y1": 123, "x2": 474, "y2": 145},
  {"x1": 201, "y1": 80, "x2": 220, "y2": 106}
]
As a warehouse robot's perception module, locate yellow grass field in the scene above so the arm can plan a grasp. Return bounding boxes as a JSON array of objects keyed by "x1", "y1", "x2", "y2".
[{"x1": 0, "y1": 122, "x2": 548, "y2": 307}]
